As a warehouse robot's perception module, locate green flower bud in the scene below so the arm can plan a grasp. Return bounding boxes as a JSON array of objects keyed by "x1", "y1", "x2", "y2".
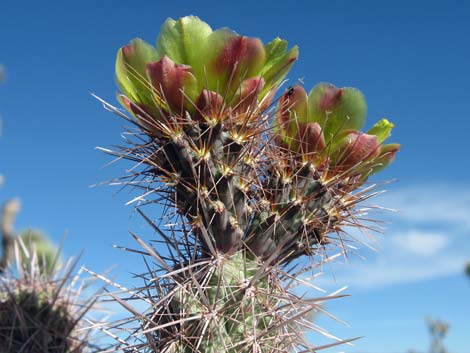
[
  {"x1": 156, "y1": 16, "x2": 212, "y2": 72},
  {"x1": 204, "y1": 31, "x2": 266, "y2": 99},
  {"x1": 367, "y1": 118, "x2": 394, "y2": 143},
  {"x1": 330, "y1": 131, "x2": 380, "y2": 174},
  {"x1": 368, "y1": 143, "x2": 400, "y2": 175},
  {"x1": 116, "y1": 39, "x2": 158, "y2": 106},
  {"x1": 194, "y1": 89, "x2": 224, "y2": 122},
  {"x1": 277, "y1": 85, "x2": 308, "y2": 137},
  {"x1": 146, "y1": 55, "x2": 199, "y2": 112},
  {"x1": 308, "y1": 83, "x2": 367, "y2": 143},
  {"x1": 260, "y1": 38, "x2": 298, "y2": 97},
  {"x1": 116, "y1": 16, "x2": 298, "y2": 120}
]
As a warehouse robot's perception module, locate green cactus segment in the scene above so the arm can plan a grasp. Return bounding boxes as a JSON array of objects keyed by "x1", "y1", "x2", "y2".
[
  {"x1": 161, "y1": 253, "x2": 286, "y2": 353},
  {"x1": 247, "y1": 166, "x2": 333, "y2": 262},
  {"x1": 157, "y1": 121, "x2": 255, "y2": 254},
  {"x1": 115, "y1": 15, "x2": 297, "y2": 119}
]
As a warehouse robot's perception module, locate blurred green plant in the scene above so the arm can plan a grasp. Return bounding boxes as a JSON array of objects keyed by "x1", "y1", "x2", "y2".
[
  {"x1": 19, "y1": 229, "x2": 61, "y2": 275},
  {"x1": 427, "y1": 317, "x2": 449, "y2": 353}
]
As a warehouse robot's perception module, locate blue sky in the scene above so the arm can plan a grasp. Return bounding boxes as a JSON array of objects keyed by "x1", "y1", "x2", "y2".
[{"x1": 1, "y1": 1, "x2": 469, "y2": 352}]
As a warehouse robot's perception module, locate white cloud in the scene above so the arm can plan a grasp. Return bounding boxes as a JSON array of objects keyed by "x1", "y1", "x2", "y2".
[
  {"x1": 391, "y1": 231, "x2": 448, "y2": 256},
  {"x1": 314, "y1": 183, "x2": 470, "y2": 290},
  {"x1": 320, "y1": 251, "x2": 466, "y2": 290},
  {"x1": 376, "y1": 184, "x2": 470, "y2": 229}
]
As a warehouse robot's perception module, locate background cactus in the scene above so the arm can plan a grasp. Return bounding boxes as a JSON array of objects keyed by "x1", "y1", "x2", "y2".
[
  {"x1": 99, "y1": 15, "x2": 399, "y2": 352},
  {"x1": 0, "y1": 238, "x2": 98, "y2": 353}
]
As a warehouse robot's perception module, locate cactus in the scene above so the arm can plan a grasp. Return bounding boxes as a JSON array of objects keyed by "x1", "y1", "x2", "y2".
[
  {"x1": 0, "y1": 228, "x2": 100, "y2": 352},
  {"x1": 99, "y1": 15, "x2": 399, "y2": 352}
]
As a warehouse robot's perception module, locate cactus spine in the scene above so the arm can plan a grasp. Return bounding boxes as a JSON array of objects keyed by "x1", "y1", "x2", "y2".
[{"x1": 100, "y1": 16, "x2": 399, "y2": 352}]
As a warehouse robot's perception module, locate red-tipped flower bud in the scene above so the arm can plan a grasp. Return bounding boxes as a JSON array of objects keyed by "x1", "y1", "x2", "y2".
[
  {"x1": 233, "y1": 77, "x2": 265, "y2": 114},
  {"x1": 296, "y1": 122, "x2": 326, "y2": 158},
  {"x1": 206, "y1": 31, "x2": 266, "y2": 98},
  {"x1": 195, "y1": 89, "x2": 224, "y2": 121},
  {"x1": 368, "y1": 143, "x2": 400, "y2": 175},
  {"x1": 146, "y1": 56, "x2": 199, "y2": 112},
  {"x1": 308, "y1": 83, "x2": 367, "y2": 143},
  {"x1": 332, "y1": 131, "x2": 380, "y2": 173}
]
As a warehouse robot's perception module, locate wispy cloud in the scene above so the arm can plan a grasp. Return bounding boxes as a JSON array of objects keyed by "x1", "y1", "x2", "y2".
[
  {"x1": 316, "y1": 183, "x2": 470, "y2": 290},
  {"x1": 377, "y1": 184, "x2": 470, "y2": 229},
  {"x1": 391, "y1": 231, "x2": 448, "y2": 257}
]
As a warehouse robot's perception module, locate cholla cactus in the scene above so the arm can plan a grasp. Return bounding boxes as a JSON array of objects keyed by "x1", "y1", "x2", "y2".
[
  {"x1": 0, "y1": 203, "x2": 100, "y2": 352},
  {"x1": 99, "y1": 15, "x2": 399, "y2": 353},
  {"x1": 0, "y1": 236, "x2": 100, "y2": 353}
]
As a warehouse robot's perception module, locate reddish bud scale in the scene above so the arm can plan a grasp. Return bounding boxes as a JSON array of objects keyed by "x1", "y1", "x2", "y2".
[
  {"x1": 297, "y1": 122, "x2": 326, "y2": 157},
  {"x1": 121, "y1": 44, "x2": 134, "y2": 58},
  {"x1": 278, "y1": 85, "x2": 308, "y2": 131},
  {"x1": 233, "y1": 77, "x2": 265, "y2": 114},
  {"x1": 147, "y1": 56, "x2": 197, "y2": 111},
  {"x1": 195, "y1": 89, "x2": 224, "y2": 121},
  {"x1": 215, "y1": 36, "x2": 262, "y2": 75},
  {"x1": 334, "y1": 132, "x2": 380, "y2": 172},
  {"x1": 319, "y1": 86, "x2": 342, "y2": 110}
]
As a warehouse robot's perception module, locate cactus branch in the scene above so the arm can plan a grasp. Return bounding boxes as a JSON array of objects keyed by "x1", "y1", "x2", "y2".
[{"x1": 0, "y1": 199, "x2": 20, "y2": 273}]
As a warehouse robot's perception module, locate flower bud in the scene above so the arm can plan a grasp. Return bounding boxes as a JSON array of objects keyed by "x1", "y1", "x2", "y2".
[
  {"x1": 296, "y1": 122, "x2": 326, "y2": 158},
  {"x1": 194, "y1": 89, "x2": 224, "y2": 122},
  {"x1": 277, "y1": 85, "x2": 308, "y2": 138},
  {"x1": 232, "y1": 77, "x2": 265, "y2": 115},
  {"x1": 205, "y1": 31, "x2": 266, "y2": 98},
  {"x1": 146, "y1": 56, "x2": 199, "y2": 112},
  {"x1": 261, "y1": 38, "x2": 298, "y2": 96},
  {"x1": 156, "y1": 16, "x2": 212, "y2": 74},
  {"x1": 331, "y1": 131, "x2": 380, "y2": 173},
  {"x1": 368, "y1": 143, "x2": 400, "y2": 175},
  {"x1": 116, "y1": 39, "x2": 158, "y2": 107},
  {"x1": 367, "y1": 118, "x2": 394, "y2": 143},
  {"x1": 308, "y1": 83, "x2": 367, "y2": 143}
]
